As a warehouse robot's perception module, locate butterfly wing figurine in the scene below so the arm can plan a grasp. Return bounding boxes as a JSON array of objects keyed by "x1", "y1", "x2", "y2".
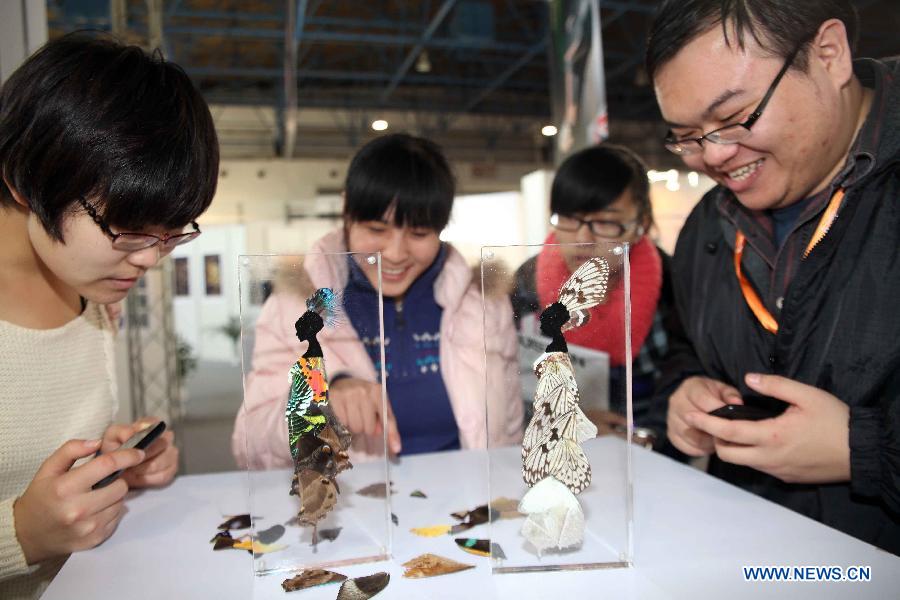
[
  {"x1": 518, "y1": 256, "x2": 610, "y2": 552},
  {"x1": 287, "y1": 288, "x2": 353, "y2": 538}
]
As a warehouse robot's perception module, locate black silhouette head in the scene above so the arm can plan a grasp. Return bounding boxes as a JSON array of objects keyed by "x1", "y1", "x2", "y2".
[
  {"x1": 295, "y1": 311, "x2": 324, "y2": 357},
  {"x1": 539, "y1": 302, "x2": 570, "y2": 353}
]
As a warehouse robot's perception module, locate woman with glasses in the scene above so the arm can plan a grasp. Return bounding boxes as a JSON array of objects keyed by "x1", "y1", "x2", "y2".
[
  {"x1": 511, "y1": 144, "x2": 678, "y2": 451},
  {"x1": 233, "y1": 133, "x2": 522, "y2": 468},
  {"x1": 0, "y1": 34, "x2": 218, "y2": 598}
]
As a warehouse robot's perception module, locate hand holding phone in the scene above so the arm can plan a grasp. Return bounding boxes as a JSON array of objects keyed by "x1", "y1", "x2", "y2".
[{"x1": 92, "y1": 421, "x2": 166, "y2": 489}]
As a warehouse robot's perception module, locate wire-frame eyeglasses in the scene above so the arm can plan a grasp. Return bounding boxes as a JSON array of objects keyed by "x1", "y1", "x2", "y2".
[
  {"x1": 78, "y1": 197, "x2": 201, "y2": 252},
  {"x1": 663, "y1": 46, "x2": 801, "y2": 156}
]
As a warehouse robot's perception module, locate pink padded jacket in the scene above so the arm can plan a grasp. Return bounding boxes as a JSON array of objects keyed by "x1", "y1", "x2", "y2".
[{"x1": 232, "y1": 230, "x2": 523, "y2": 468}]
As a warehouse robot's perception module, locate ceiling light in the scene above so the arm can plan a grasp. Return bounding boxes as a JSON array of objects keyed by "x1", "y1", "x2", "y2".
[
  {"x1": 371, "y1": 119, "x2": 388, "y2": 131},
  {"x1": 541, "y1": 125, "x2": 558, "y2": 137},
  {"x1": 415, "y1": 50, "x2": 431, "y2": 73}
]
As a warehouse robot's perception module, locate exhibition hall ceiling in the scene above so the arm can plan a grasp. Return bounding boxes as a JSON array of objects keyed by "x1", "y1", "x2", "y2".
[{"x1": 48, "y1": 0, "x2": 900, "y2": 168}]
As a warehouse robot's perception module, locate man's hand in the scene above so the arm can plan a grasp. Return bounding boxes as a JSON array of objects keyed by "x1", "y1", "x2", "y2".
[
  {"x1": 328, "y1": 378, "x2": 401, "y2": 455},
  {"x1": 667, "y1": 376, "x2": 743, "y2": 456},
  {"x1": 684, "y1": 373, "x2": 851, "y2": 483}
]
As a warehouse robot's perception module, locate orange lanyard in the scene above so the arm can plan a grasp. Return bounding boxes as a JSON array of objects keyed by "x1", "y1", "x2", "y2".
[{"x1": 733, "y1": 188, "x2": 845, "y2": 334}]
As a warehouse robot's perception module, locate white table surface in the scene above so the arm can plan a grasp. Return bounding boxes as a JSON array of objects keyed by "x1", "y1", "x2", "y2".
[{"x1": 43, "y1": 438, "x2": 900, "y2": 599}]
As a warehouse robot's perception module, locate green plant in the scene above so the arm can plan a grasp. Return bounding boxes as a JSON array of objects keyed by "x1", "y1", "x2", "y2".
[
  {"x1": 175, "y1": 335, "x2": 197, "y2": 381},
  {"x1": 217, "y1": 316, "x2": 242, "y2": 360}
]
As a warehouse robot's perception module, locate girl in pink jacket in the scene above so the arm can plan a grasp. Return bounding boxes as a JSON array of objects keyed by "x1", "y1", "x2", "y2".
[{"x1": 233, "y1": 134, "x2": 522, "y2": 468}]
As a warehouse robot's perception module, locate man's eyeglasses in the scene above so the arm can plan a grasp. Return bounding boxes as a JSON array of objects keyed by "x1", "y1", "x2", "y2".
[
  {"x1": 78, "y1": 197, "x2": 201, "y2": 252},
  {"x1": 663, "y1": 46, "x2": 800, "y2": 156},
  {"x1": 551, "y1": 213, "x2": 640, "y2": 239}
]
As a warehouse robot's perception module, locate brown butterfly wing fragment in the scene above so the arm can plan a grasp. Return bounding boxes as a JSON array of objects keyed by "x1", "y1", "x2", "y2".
[
  {"x1": 401, "y1": 553, "x2": 475, "y2": 578},
  {"x1": 281, "y1": 569, "x2": 347, "y2": 592},
  {"x1": 296, "y1": 468, "x2": 338, "y2": 526},
  {"x1": 217, "y1": 514, "x2": 251, "y2": 530},
  {"x1": 336, "y1": 572, "x2": 390, "y2": 600},
  {"x1": 210, "y1": 530, "x2": 237, "y2": 550},
  {"x1": 356, "y1": 482, "x2": 391, "y2": 498},
  {"x1": 320, "y1": 402, "x2": 353, "y2": 449},
  {"x1": 317, "y1": 425, "x2": 353, "y2": 475}
]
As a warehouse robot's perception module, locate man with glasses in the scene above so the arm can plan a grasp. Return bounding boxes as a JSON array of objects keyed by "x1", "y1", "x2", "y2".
[
  {"x1": 647, "y1": 0, "x2": 900, "y2": 553},
  {"x1": 0, "y1": 33, "x2": 218, "y2": 598}
]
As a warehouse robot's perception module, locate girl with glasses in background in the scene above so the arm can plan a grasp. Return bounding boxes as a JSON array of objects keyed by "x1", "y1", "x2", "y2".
[{"x1": 511, "y1": 144, "x2": 680, "y2": 456}]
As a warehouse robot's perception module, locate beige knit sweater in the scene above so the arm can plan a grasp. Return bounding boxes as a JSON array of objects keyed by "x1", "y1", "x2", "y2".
[{"x1": 0, "y1": 302, "x2": 117, "y2": 599}]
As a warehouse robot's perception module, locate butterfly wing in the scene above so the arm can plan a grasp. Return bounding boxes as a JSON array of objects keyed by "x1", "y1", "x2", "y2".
[
  {"x1": 524, "y1": 410, "x2": 593, "y2": 493},
  {"x1": 573, "y1": 406, "x2": 598, "y2": 443},
  {"x1": 522, "y1": 401, "x2": 552, "y2": 458},
  {"x1": 296, "y1": 468, "x2": 338, "y2": 526},
  {"x1": 546, "y1": 437, "x2": 591, "y2": 494},
  {"x1": 534, "y1": 354, "x2": 578, "y2": 401},
  {"x1": 556, "y1": 257, "x2": 610, "y2": 332},
  {"x1": 523, "y1": 409, "x2": 581, "y2": 487},
  {"x1": 287, "y1": 362, "x2": 315, "y2": 457},
  {"x1": 523, "y1": 382, "x2": 577, "y2": 459}
]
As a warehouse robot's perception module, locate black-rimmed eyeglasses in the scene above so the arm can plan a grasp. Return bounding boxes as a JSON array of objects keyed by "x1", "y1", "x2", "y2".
[
  {"x1": 78, "y1": 197, "x2": 201, "y2": 252},
  {"x1": 663, "y1": 47, "x2": 800, "y2": 156},
  {"x1": 551, "y1": 213, "x2": 640, "y2": 239}
]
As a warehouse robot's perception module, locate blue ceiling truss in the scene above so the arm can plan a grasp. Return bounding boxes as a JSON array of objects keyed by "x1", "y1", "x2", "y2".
[{"x1": 45, "y1": 0, "x2": 900, "y2": 165}]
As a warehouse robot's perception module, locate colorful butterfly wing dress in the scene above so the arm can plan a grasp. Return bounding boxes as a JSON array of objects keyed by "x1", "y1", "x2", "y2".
[
  {"x1": 519, "y1": 257, "x2": 609, "y2": 554},
  {"x1": 287, "y1": 288, "x2": 353, "y2": 537}
]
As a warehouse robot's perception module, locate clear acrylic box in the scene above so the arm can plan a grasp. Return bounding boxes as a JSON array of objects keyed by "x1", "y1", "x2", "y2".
[
  {"x1": 482, "y1": 242, "x2": 633, "y2": 573},
  {"x1": 238, "y1": 252, "x2": 392, "y2": 593}
]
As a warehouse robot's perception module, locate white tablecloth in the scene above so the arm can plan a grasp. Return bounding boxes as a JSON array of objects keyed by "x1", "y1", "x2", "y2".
[{"x1": 43, "y1": 438, "x2": 900, "y2": 599}]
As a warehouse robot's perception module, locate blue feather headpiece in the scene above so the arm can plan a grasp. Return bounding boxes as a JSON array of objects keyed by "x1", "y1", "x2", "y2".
[{"x1": 305, "y1": 288, "x2": 343, "y2": 329}]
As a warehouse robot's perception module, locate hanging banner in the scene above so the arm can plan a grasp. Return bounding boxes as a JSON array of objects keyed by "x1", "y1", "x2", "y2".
[{"x1": 549, "y1": 0, "x2": 609, "y2": 161}]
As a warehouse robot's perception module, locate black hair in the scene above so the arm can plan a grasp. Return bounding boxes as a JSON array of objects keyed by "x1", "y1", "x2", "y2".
[
  {"x1": 343, "y1": 133, "x2": 454, "y2": 231},
  {"x1": 0, "y1": 32, "x2": 219, "y2": 240},
  {"x1": 646, "y1": 0, "x2": 859, "y2": 81},
  {"x1": 550, "y1": 144, "x2": 652, "y2": 223}
]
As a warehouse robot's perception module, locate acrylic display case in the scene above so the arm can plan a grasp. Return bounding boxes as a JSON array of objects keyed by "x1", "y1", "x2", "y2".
[
  {"x1": 238, "y1": 251, "x2": 392, "y2": 596},
  {"x1": 482, "y1": 241, "x2": 633, "y2": 573}
]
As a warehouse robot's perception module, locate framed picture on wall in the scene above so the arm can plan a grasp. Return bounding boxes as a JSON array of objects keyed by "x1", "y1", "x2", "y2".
[
  {"x1": 174, "y1": 257, "x2": 190, "y2": 296},
  {"x1": 204, "y1": 255, "x2": 221, "y2": 295}
]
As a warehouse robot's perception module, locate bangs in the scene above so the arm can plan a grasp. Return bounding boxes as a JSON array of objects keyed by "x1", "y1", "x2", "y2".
[
  {"x1": 343, "y1": 133, "x2": 454, "y2": 231},
  {"x1": 0, "y1": 33, "x2": 218, "y2": 239}
]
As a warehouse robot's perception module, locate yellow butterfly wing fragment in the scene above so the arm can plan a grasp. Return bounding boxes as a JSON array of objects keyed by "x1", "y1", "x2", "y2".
[{"x1": 410, "y1": 524, "x2": 452, "y2": 537}]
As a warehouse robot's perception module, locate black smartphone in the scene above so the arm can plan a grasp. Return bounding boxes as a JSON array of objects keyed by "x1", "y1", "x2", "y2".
[
  {"x1": 708, "y1": 404, "x2": 780, "y2": 421},
  {"x1": 92, "y1": 421, "x2": 167, "y2": 489}
]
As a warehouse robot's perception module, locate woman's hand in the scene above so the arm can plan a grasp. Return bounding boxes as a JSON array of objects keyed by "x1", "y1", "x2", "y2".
[
  {"x1": 329, "y1": 378, "x2": 401, "y2": 454},
  {"x1": 101, "y1": 419, "x2": 179, "y2": 488},
  {"x1": 13, "y1": 439, "x2": 144, "y2": 564}
]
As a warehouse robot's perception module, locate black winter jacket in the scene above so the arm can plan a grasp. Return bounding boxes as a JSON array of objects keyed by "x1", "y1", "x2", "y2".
[{"x1": 656, "y1": 57, "x2": 900, "y2": 553}]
